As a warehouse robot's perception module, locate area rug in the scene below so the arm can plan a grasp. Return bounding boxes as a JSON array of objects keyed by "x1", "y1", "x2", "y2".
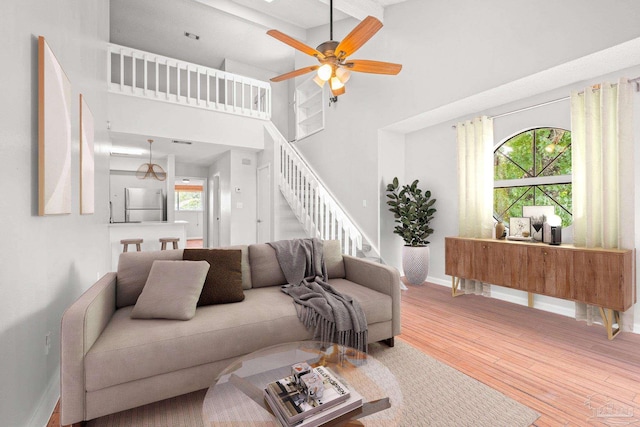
[{"x1": 87, "y1": 340, "x2": 539, "y2": 427}]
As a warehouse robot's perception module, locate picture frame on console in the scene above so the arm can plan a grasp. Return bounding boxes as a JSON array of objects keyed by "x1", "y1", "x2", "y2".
[
  {"x1": 509, "y1": 217, "x2": 531, "y2": 238},
  {"x1": 523, "y1": 205, "x2": 555, "y2": 242}
]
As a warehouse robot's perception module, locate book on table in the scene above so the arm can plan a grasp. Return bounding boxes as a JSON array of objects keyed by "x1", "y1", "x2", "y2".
[{"x1": 264, "y1": 365, "x2": 363, "y2": 426}]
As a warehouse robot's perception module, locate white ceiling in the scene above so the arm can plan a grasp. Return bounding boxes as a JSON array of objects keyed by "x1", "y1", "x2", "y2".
[
  {"x1": 109, "y1": 132, "x2": 237, "y2": 167},
  {"x1": 109, "y1": 0, "x2": 409, "y2": 165}
]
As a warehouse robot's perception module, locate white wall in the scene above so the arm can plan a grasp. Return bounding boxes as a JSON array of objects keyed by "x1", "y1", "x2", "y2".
[
  {"x1": 293, "y1": 0, "x2": 640, "y2": 252},
  {"x1": 175, "y1": 162, "x2": 209, "y2": 178},
  {"x1": 0, "y1": 1, "x2": 110, "y2": 425},
  {"x1": 230, "y1": 150, "x2": 258, "y2": 245},
  {"x1": 108, "y1": 93, "x2": 266, "y2": 150},
  {"x1": 210, "y1": 152, "x2": 232, "y2": 246},
  {"x1": 209, "y1": 149, "x2": 259, "y2": 246},
  {"x1": 405, "y1": 64, "x2": 640, "y2": 326},
  {"x1": 378, "y1": 130, "x2": 406, "y2": 270},
  {"x1": 174, "y1": 210, "x2": 203, "y2": 239}
]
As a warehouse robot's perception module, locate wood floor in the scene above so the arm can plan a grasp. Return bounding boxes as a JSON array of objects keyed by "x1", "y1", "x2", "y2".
[
  {"x1": 48, "y1": 281, "x2": 640, "y2": 426},
  {"x1": 186, "y1": 238, "x2": 203, "y2": 248},
  {"x1": 399, "y1": 281, "x2": 640, "y2": 427}
]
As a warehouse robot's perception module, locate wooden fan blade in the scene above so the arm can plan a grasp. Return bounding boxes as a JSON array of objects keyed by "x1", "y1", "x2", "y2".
[
  {"x1": 270, "y1": 66, "x2": 319, "y2": 82},
  {"x1": 267, "y1": 30, "x2": 325, "y2": 59},
  {"x1": 335, "y1": 16, "x2": 383, "y2": 59},
  {"x1": 345, "y1": 59, "x2": 402, "y2": 75}
]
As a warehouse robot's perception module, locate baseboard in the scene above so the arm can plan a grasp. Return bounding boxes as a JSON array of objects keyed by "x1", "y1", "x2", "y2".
[
  {"x1": 426, "y1": 276, "x2": 638, "y2": 334},
  {"x1": 29, "y1": 366, "x2": 59, "y2": 427}
]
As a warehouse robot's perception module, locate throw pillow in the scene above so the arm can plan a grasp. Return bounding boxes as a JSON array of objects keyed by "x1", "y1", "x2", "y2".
[
  {"x1": 130, "y1": 260, "x2": 210, "y2": 321},
  {"x1": 116, "y1": 249, "x2": 183, "y2": 308},
  {"x1": 222, "y1": 245, "x2": 252, "y2": 290},
  {"x1": 324, "y1": 240, "x2": 346, "y2": 279},
  {"x1": 182, "y1": 249, "x2": 245, "y2": 305}
]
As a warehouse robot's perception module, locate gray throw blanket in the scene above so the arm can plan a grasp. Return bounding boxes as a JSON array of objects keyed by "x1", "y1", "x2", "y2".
[{"x1": 267, "y1": 238, "x2": 368, "y2": 354}]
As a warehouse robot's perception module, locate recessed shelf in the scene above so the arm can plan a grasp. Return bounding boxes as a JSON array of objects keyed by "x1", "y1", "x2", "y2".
[{"x1": 295, "y1": 77, "x2": 324, "y2": 141}]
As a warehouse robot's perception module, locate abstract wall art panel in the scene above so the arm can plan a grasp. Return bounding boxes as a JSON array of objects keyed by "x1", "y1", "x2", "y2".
[
  {"x1": 38, "y1": 36, "x2": 72, "y2": 215},
  {"x1": 80, "y1": 94, "x2": 95, "y2": 214}
]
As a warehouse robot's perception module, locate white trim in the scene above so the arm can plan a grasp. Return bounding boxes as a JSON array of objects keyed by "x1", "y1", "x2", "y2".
[
  {"x1": 428, "y1": 277, "x2": 638, "y2": 334},
  {"x1": 28, "y1": 366, "x2": 59, "y2": 427},
  {"x1": 495, "y1": 174, "x2": 572, "y2": 188}
]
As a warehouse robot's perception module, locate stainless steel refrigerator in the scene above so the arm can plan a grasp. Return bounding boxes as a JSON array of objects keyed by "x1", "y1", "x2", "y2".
[{"x1": 124, "y1": 188, "x2": 165, "y2": 222}]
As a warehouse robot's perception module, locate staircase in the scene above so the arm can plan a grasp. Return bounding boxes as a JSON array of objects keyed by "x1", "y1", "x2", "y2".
[
  {"x1": 265, "y1": 123, "x2": 379, "y2": 259},
  {"x1": 107, "y1": 43, "x2": 378, "y2": 258}
]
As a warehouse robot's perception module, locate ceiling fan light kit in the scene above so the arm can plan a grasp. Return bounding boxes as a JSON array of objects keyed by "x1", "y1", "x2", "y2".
[{"x1": 267, "y1": 0, "x2": 401, "y2": 97}]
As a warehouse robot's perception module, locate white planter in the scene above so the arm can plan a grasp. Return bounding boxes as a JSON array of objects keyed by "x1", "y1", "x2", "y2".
[{"x1": 402, "y1": 246, "x2": 430, "y2": 285}]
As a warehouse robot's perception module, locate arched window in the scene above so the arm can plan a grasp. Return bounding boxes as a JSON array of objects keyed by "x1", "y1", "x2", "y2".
[{"x1": 494, "y1": 128, "x2": 572, "y2": 226}]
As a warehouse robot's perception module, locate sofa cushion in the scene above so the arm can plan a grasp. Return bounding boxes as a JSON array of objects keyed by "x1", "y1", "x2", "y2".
[
  {"x1": 85, "y1": 287, "x2": 312, "y2": 391},
  {"x1": 249, "y1": 240, "x2": 345, "y2": 287},
  {"x1": 130, "y1": 260, "x2": 210, "y2": 320},
  {"x1": 328, "y1": 278, "x2": 392, "y2": 324},
  {"x1": 183, "y1": 249, "x2": 244, "y2": 306},
  {"x1": 84, "y1": 280, "x2": 392, "y2": 391},
  {"x1": 117, "y1": 250, "x2": 184, "y2": 308},
  {"x1": 324, "y1": 240, "x2": 345, "y2": 279},
  {"x1": 248, "y1": 243, "x2": 287, "y2": 288},
  {"x1": 225, "y1": 245, "x2": 252, "y2": 289}
]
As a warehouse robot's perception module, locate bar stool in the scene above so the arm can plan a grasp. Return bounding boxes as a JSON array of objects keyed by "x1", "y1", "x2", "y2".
[
  {"x1": 159, "y1": 237, "x2": 180, "y2": 250},
  {"x1": 121, "y1": 238, "x2": 143, "y2": 253}
]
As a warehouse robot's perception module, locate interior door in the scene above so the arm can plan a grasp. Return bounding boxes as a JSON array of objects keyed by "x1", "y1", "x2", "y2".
[
  {"x1": 209, "y1": 174, "x2": 220, "y2": 247},
  {"x1": 256, "y1": 164, "x2": 271, "y2": 243}
]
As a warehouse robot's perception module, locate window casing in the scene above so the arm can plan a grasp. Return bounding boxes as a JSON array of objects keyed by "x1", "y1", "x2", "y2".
[
  {"x1": 494, "y1": 128, "x2": 572, "y2": 226},
  {"x1": 175, "y1": 184, "x2": 203, "y2": 211}
]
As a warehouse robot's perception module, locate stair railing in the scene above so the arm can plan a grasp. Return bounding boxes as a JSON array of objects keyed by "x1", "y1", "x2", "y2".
[
  {"x1": 108, "y1": 44, "x2": 271, "y2": 120},
  {"x1": 266, "y1": 123, "x2": 364, "y2": 256}
]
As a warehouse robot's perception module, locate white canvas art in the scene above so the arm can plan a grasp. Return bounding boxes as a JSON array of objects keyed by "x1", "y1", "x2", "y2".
[
  {"x1": 523, "y1": 205, "x2": 555, "y2": 242},
  {"x1": 39, "y1": 36, "x2": 72, "y2": 215}
]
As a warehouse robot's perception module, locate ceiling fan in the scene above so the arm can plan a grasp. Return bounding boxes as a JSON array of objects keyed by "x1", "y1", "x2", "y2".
[{"x1": 267, "y1": 0, "x2": 402, "y2": 97}]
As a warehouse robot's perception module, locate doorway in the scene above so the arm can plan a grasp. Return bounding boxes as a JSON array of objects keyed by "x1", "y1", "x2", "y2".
[
  {"x1": 174, "y1": 177, "x2": 205, "y2": 248},
  {"x1": 209, "y1": 174, "x2": 221, "y2": 247}
]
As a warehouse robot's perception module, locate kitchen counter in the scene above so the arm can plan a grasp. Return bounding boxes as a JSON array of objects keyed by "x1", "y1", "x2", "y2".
[
  {"x1": 109, "y1": 221, "x2": 188, "y2": 270},
  {"x1": 108, "y1": 221, "x2": 188, "y2": 227}
]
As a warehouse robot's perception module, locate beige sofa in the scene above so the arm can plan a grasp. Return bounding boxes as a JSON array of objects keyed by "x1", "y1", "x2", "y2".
[{"x1": 60, "y1": 240, "x2": 401, "y2": 425}]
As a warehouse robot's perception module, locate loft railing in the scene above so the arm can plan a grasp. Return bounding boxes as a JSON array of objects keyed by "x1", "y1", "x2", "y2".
[
  {"x1": 107, "y1": 44, "x2": 271, "y2": 120},
  {"x1": 266, "y1": 123, "x2": 363, "y2": 256}
]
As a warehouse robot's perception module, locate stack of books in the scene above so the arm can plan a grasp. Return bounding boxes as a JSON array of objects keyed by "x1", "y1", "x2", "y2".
[{"x1": 263, "y1": 363, "x2": 363, "y2": 427}]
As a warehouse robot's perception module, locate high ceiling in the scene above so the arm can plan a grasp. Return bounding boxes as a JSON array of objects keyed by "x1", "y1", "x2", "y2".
[{"x1": 109, "y1": 0, "x2": 410, "y2": 166}]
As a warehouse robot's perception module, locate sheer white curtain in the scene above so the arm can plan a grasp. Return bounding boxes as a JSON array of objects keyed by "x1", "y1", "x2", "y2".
[
  {"x1": 456, "y1": 116, "x2": 494, "y2": 295},
  {"x1": 571, "y1": 78, "x2": 635, "y2": 330}
]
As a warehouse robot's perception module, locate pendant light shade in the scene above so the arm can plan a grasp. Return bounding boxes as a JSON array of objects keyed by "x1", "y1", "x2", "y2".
[{"x1": 136, "y1": 139, "x2": 166, "y2": 181}]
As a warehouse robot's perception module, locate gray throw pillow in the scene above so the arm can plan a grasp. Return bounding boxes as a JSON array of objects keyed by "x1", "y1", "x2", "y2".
[{"x1": 131, "y1": 260, "x2": 210, "y2": 321}]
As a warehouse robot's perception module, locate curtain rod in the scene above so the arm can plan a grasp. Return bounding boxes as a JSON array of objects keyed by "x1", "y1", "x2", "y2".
[{"x1": 452, "y1": 76, "x2": 640, "y2": 129}]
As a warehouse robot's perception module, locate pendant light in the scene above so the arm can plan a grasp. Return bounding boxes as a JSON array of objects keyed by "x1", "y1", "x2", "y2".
[{"x1": 136, "y1": 139, "x2": 166, "y2": 181}]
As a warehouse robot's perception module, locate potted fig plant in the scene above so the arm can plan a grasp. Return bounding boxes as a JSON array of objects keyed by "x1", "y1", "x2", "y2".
[{"x1": 386, "y1": 177, "x2": 437, "y2": 285}]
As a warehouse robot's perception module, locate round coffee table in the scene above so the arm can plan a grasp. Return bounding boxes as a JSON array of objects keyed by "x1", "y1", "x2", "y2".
[{"x1": 202, "y1": 341, "x2": 403, "y2": 426}]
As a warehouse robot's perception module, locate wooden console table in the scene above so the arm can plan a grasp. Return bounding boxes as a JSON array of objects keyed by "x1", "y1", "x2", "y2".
[{"x1": 445, "y1": 237, "x2": 635, "y2": 340}]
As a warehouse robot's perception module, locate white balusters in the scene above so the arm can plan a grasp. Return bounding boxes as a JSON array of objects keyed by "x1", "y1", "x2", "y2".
[
  {"x1": 268, "y1": 126, "x2": 362, "y2": 255},
  {"x1": 108, "y1": 44, "x2": 270, "y2": 120}
]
